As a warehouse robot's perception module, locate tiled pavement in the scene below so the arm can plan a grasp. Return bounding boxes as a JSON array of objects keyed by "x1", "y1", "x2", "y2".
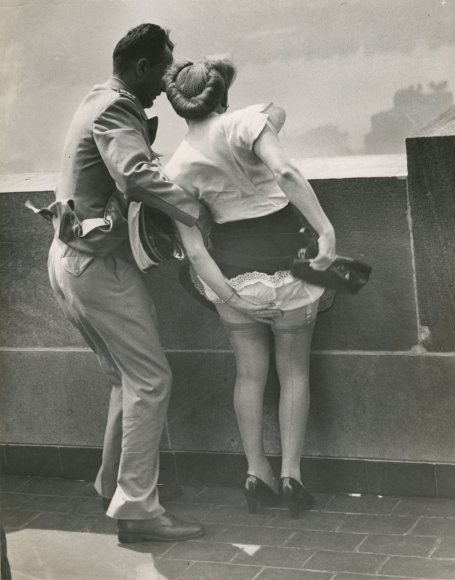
[{"x1": 2, "y1": 476, "x2": 455, "y2": 579}]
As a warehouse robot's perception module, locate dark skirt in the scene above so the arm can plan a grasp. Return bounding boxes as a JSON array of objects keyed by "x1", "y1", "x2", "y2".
[
  {"x1": 210, "y1": 203, "x2": 309, "y2": 278},
  {"x1": 178, "y1": 204, "x2": 335, "y2": 313}
]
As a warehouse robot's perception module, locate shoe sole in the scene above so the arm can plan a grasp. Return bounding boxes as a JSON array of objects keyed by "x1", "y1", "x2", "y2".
[{"x1": 118, "y1": 529, "x2": 205, "y2": 543}]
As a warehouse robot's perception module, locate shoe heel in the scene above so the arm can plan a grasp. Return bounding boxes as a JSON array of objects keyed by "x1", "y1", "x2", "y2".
[
  {"x1": 284, "y1": 498, "x2": 300, "y2": 519},
  {"x1": 245, "y1": 496, "x2": 258, "y2": 514},
  {"x1": 118, "y1": 532, "x2": 141, "y2": 544}
]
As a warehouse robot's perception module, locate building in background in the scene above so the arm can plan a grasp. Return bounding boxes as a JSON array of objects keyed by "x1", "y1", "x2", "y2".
[
  {"x1": 283, "y1": 125, "x2": 353, "y2": 159},
  {"x1": 365, "y1": 82, "x2": 453, "y2": 154},
  {"x1": 1, "y1": 0, "x2": 455, "y2": 170}
]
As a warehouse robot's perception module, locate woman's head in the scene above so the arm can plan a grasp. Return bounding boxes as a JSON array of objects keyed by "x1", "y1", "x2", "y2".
[{"x1": 165, "y1": 55, "x2": 236, "y2": 119}]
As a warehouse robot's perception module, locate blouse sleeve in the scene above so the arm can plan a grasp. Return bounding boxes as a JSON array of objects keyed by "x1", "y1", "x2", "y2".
[{"x1": 224, "y1": 103, "x2": 277, "y2": 151}]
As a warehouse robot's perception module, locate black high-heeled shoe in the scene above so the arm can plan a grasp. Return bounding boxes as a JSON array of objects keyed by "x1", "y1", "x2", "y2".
[
  {"x1": 242, "y1": 474, "x2": 281, "y2": 514},
  {"x1": 281, "y1": 477, "x2": 314, "y2": 518}
]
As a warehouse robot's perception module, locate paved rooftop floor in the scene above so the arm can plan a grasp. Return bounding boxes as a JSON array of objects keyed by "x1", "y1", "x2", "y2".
[{"x1": 2, "y1": 475, "x2": 455, "y2": 579}]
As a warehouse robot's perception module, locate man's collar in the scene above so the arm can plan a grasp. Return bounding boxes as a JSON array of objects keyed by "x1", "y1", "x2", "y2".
[{"x1": 105, "y1": 76, "x2": 148, "y2": 120}]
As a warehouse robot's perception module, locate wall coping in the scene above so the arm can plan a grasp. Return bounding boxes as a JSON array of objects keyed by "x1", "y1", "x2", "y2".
[
  {"x1": 0, "y1": 154, "x2": 407, "y2": 194},
  {"x1": 0, "y1": 172, "x2": 60, "y2": 194},
  {"x1": 293, "y1": 154, "x2": 406, "y2": 180}
]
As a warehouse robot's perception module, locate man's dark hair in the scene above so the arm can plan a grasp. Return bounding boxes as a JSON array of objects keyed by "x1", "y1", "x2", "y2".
[{"x1": 113, "y1": 23, "x2": 174, "y2": 73}]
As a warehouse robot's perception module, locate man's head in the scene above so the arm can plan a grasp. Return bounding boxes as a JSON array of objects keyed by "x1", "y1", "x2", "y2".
[{"x1": 113, "y1": 24, "x2": 174, "y2": 108}]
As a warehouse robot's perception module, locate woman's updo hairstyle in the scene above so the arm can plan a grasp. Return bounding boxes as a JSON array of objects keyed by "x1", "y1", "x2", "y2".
[{"x1": 165, "y1": 55, "x2": 236, "y2": 119}]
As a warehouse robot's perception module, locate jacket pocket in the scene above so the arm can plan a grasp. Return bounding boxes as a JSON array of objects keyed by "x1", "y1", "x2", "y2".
[{"x1": 61, "y1": 256, "x2": 95, "y2": 277}]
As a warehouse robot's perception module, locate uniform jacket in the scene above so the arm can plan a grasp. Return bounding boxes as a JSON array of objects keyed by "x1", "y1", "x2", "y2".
[{"x1": 53, "y1": 76, "x2": 201, "y2": 253}]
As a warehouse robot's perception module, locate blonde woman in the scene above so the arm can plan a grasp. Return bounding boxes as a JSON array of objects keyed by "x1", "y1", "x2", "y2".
[{"x1": 165, "y1": 57, "x2": 336, "y2": 517}]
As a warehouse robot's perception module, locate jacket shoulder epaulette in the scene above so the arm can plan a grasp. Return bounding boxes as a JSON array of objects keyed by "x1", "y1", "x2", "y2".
[{"x1": 116, "y1": 89, "x2": 137, "y2": 103}]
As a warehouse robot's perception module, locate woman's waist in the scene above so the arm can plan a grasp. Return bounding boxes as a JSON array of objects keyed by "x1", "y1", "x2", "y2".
[
  {"x1": 208, "y1": 205, "x2": 315, "y2": 279},
  {"x1": 212, "y1": 202, "x2": 294, "y2": 230},
  {"x1": 207, "y1": 194, "x2": 288, "y2": 225},
  {"x1": 210, "y1": 204, "x2": 310, "y2": 256}
]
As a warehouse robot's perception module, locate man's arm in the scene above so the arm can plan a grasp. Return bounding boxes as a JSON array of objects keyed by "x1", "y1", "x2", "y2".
[{"x1": 93, "y1": 96, "x2": 201, "y2": 227}]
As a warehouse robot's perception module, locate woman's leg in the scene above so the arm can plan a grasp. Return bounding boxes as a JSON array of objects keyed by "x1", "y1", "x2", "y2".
[
  {"x1": 272, "y1": 302, "x2": 318, "y2": 483},
  {"x1": 216, "y1": 303, "x2": 278, "y2": 491}
]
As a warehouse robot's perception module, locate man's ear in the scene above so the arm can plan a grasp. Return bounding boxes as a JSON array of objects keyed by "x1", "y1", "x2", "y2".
[{"x1": 136, "y1": 58, "x2": 148, "y2": 78}]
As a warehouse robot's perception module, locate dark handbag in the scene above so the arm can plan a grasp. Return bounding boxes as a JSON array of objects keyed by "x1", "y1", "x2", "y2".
[
  {"x1": 290, "y1": 228, "x2": 372, "y2": 294},
  {"x1": 128, "y1": 200, "x2": 186, "y2": 272}
]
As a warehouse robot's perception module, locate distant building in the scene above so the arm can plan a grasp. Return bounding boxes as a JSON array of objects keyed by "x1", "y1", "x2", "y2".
[
  {"x1": 365, "y1": 82, "x2": 453, "y2": 154},
  {"x1": 282, "y1": 124, "x2": 353, "y2": 158}
]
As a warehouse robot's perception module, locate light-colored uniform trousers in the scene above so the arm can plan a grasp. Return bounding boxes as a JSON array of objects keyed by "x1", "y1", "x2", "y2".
[{"x1": 48, "y1": 237, "x2": 170, "y2": 520}]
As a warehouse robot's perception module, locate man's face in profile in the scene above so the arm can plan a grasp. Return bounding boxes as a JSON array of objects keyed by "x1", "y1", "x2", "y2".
[{"x1": 142, "y1": 45, "x2": 174, "y2": 109}]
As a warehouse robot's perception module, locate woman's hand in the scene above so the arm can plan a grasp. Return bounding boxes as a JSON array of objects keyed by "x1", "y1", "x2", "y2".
[
  {"x1": 174, "y1": 221, "x2": 280, "y2": 324},
  {"x1": 227, "y1": 292, "x2": 283, "y2": 324},
  {"x1": 310, "y1": 229, "x2": 336, "y2": 271}
]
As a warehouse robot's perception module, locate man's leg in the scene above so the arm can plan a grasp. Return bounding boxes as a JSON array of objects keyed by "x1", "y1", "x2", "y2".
[
  {"x1": 49, "y1": 241, "x2": 204, "y2": 539},
  {"x1": 74, "y1": 263, "x2": 171, "y2": 519},
  {"x1": 51, "y1": 248, "x2": 168, "y2": 518},
  {"x1": 95, "y1": 381, "x2": 123, "y2": 501},
  {"x1": 48, "y1": 241, "x2": 124, "y2": 501}
]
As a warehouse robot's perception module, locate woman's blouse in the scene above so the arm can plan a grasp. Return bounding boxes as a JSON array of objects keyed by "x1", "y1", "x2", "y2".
[
  {"x1": 165, "y1": 102, "x2": 325, "y2": 310},
  {"x1": 165, "y1": 103, "x2": 288, "y2": 224}
]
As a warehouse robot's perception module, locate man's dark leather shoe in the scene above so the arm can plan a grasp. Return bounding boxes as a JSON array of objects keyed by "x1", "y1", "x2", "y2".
[
  {"x1": 117, "y1": 512, "x2": 205, "y2": 543},
  {"x1": 102, "y1": 484, "x2": 183, "y2": 513}
]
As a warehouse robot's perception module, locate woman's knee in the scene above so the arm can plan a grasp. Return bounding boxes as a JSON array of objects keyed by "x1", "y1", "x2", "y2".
[{"x1": 235, "y1": 366, "x2": 268, "y2": 384}]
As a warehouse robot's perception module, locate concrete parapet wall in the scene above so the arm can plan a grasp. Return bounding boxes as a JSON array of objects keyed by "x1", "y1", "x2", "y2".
[{"x1": 1, "y1": 155, "x2": 454, "y2": 491}]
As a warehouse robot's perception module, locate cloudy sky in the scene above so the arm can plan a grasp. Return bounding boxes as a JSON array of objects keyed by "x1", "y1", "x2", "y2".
[{"x1": 1, "y1": 0, "x2": 455, "y2": 171}]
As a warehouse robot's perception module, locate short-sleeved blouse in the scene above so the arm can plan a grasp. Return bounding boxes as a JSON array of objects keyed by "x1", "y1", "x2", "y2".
[{"x1": 165, "y1": 103, "x2": 288, "y2": 223}]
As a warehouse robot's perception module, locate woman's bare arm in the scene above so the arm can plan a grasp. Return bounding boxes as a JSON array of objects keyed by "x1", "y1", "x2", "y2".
[
  {"x1": 263, "y1": 104, "x2": 286, "y2": 133},
  {"x1": 253, "y1": 122, "x2": 336, "y2": 270}
]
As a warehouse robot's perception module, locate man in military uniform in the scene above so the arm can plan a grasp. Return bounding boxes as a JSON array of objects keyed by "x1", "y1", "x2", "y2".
[{"x1": 47, "y1": 24, "x2": 206, "y2": 542}]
